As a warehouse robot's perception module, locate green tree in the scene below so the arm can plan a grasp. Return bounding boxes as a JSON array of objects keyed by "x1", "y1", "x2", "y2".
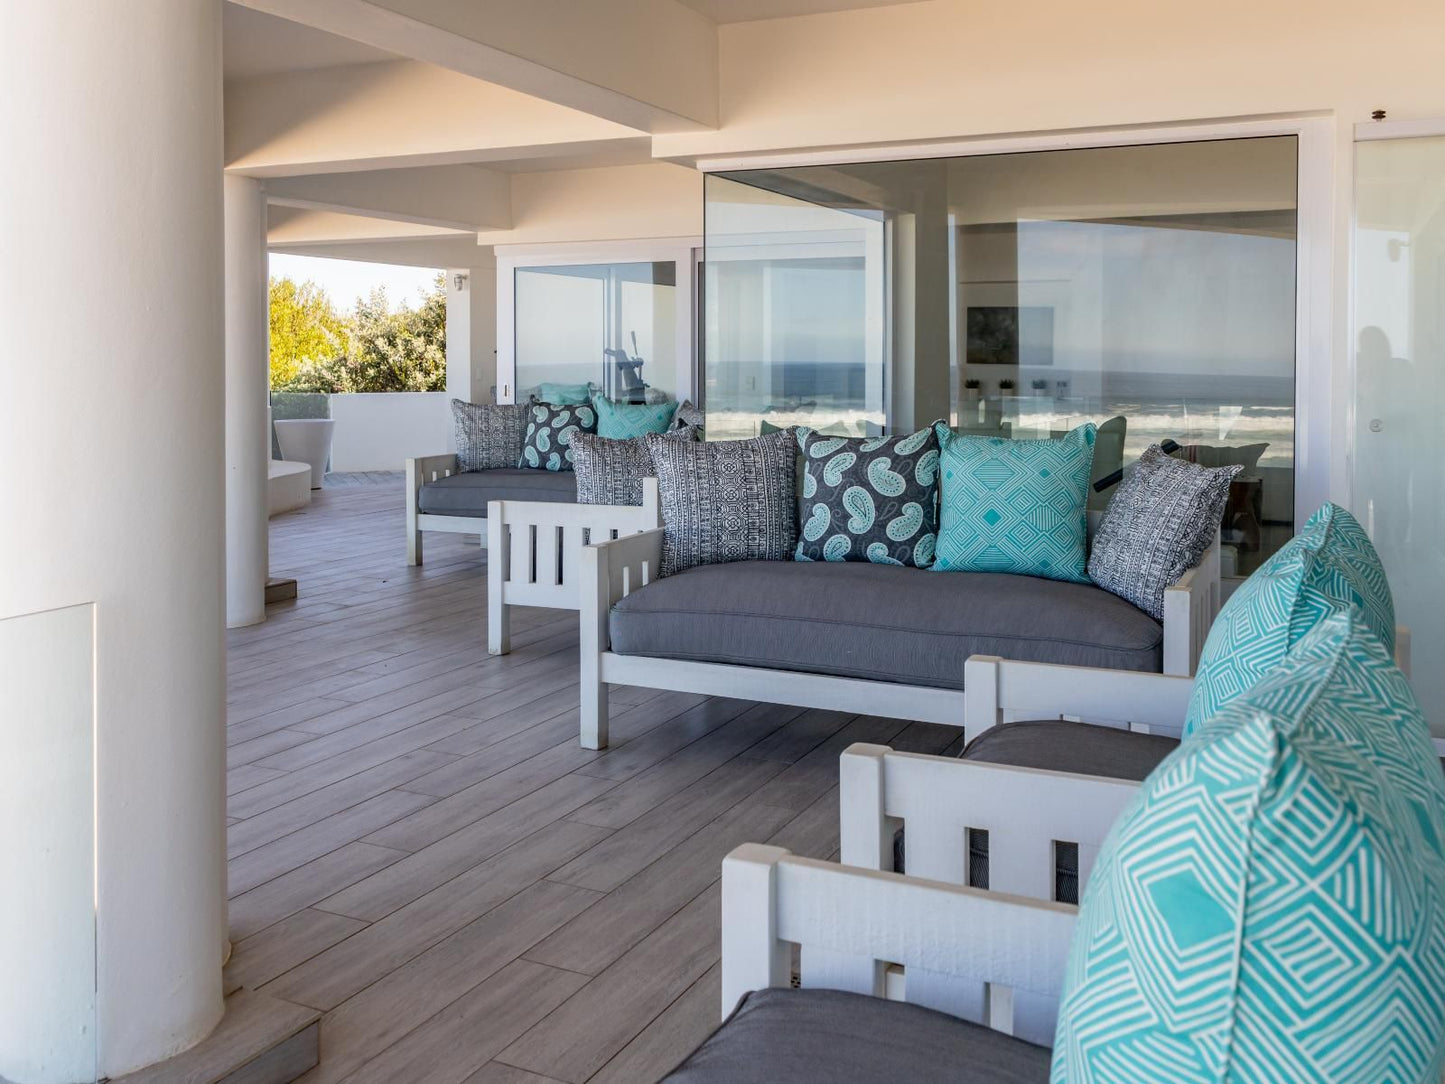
[
  {"x1": 268, "y1": 277, "x2": 346, "y2": 388},
  {"x1": 268, "y1": 272, "x2": 447, "y2": 394},
  {"x1": 337, "y1": 274, "x2": 448, "y2": 392}
]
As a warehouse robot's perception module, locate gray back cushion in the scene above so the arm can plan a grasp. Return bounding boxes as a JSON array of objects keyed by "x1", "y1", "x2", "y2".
[
  {"x1": 644, "y1": 429, "x2": 798, "y2": 576},
  {"x1": 1087, "y1": 444, "x2": 1240, "y2": 619},
  {"x1": 573, "y1": 427, "x2": 697, "y2": 506},
  {"x1": 451, "y1": 399, "x2": 530, "y2": 472}
]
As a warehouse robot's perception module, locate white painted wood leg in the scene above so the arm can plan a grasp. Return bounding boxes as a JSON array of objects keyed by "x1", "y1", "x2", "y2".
[
  {"x1": 487, "y1": 512, "x2": 509, "y2": 656},
  {"x1": 580, "y1": 541, "x2": 610, "y2": 749}
]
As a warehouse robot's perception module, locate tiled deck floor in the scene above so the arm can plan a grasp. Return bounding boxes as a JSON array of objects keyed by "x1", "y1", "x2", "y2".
[{"x1": 225, "y1": 475, "x2": 963, "y2": 1083}]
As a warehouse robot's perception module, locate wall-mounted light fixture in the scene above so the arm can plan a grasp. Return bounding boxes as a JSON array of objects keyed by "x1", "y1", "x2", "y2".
[{"x1": 453, "y1": 273, "x2": 468, "y2": 291}]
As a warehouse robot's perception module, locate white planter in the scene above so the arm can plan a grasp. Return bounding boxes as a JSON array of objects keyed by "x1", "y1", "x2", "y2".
[{"x1": 273, "y1": 418, "x2": 335, "y2": 489}]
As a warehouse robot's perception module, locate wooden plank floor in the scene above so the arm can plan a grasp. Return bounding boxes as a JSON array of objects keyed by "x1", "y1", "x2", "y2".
[{"x1": 226, "y1": 475, "x2": 963, "y2": 1084}]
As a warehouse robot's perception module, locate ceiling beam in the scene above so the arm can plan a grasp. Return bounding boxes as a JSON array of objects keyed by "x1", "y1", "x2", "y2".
[
  {"x1": 265, "y1": 164, "x2": 511, "y2": 231},
  {"x1": 230, "y1": 0, "x2": 717, "y2": 132},
  {"x1": 225, "y1": 59, "x2": 646, "y2": 176}
]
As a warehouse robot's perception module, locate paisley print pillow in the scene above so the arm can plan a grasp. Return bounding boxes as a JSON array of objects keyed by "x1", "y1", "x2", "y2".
[
  {"x1": 794, "y1": 424, "x2": 943, "y2": 568},
  {"x1": 517, "y1": 401, "x2": 598, "y2": 472}
]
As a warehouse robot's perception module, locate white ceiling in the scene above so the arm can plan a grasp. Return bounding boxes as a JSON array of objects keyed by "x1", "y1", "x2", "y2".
[
  {"x1": 223, "y1": 3, "x2": 396, "y2": 80},
  {"x1": 674, "y1": 0, "x2": 924, "y2": 22}
]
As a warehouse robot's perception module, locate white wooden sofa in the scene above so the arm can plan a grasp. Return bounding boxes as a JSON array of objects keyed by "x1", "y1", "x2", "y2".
[
  {"x1": 577, "y1": 527, "x2": 1220, "y2": 750},
  {"x1": 406, "y1": 454, "x2": 660, "y2": 656}
]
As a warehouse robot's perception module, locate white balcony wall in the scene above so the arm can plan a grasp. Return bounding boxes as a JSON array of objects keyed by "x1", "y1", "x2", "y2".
[{"x1": 328, "y1": 392, "x2": 454, "y2": 471}]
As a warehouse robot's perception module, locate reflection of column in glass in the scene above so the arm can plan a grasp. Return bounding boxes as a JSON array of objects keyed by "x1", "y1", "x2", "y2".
[{"x1": 1353, "y1": 134, "x2": 1445, "y2": 732}]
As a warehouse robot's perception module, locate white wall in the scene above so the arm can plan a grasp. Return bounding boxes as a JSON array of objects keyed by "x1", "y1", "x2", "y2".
[
  {"x1": 329, "y1": 391, "x2": 453, "y2": 470},
  {"x1": 654, "y1": 0, "x2": 1445, "y2": 160}
]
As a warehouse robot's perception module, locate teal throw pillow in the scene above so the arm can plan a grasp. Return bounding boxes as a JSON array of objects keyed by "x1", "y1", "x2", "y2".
[
  {"x1": 1184, "y1": 501, "x2": 1394, "y2": 735},
  {"x1": 593, "y1": 395, "x2": 679, "y2": 439},
  {"x1": 933, "y1": 422, "x2": 1096, "y2": 583},
  {"x1": 536, "y1": 382, "x2": 592, "y2": 406},
  {"x1": 1052, "y1": 611, "x2": 1445, "y2": 1083},
  {"x1": 794, "y1": 424, "x2": 942, "y2": 567}
]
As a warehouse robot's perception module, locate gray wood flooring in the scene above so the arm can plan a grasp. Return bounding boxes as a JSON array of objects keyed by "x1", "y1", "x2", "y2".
[{"x1": 226, "y1": 476, "x2": 963, "y2": 1083}]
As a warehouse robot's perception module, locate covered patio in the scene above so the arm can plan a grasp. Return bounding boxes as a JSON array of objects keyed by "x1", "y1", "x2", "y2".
[{"x1": 225, "y1": 477, "x2": 960, "y2": 1082}]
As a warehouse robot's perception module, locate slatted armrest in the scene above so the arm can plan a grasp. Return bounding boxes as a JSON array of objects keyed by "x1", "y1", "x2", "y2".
[
  {"x1": 578, "y1": 524, "x2": 666, "y2": 749},
  {"x1": 1162, "y1": 533, "x2": 1220, "y2": 675},
  {"x1": 404, "y1": 453, "x2": 460, "y2": 565},
  {"x1": 721, "y1": 843, "x2": 1075, "y2": 1046},
  {"x1": 486, "y1": 478, "x2": 660, "y2": 655}
]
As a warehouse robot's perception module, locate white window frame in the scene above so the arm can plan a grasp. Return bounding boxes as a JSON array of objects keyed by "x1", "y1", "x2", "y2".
[
  {"x1": 495, "y1": 237, "x2": 701, "y2": 405},
  {"x1": 697, "y1": 116, "x2": 1335, "y2": 533}
]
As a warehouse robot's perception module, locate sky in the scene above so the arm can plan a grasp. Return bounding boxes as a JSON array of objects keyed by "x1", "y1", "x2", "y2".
[{"x1": 268, "y1": 253, "x2": 443, "y2": 313}]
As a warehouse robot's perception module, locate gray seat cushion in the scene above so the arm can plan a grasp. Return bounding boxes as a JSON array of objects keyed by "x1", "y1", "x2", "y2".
[
  {"x1": 962, "y1": 719, "x2": 1178, "y2": 781},
  {"x1": 609, "y1": 561, "x2": 1163, "y2": 689},
  {"x1": 416, "y1": 468, "x2": 576, "y2": 517},
  {"x1": 663, "y1": 987, "x2": 1049, "y2": 1083}
]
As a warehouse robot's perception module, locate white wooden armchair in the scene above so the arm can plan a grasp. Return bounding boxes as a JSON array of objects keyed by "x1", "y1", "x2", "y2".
[{"x1": 721, "y1": 843, "x2": 1076, "y2": 1049}]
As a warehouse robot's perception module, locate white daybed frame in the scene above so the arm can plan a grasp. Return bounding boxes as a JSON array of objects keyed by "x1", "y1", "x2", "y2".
[
  {"x1": 722, "y1": 843, "x2": 1076, "y2": 1048},
  {"x1": 577, "y1": 528, "x2": 1220, "y2": 750},
  {"x1": 405, "y1": 454, "x2": 661, "y2": 656}
]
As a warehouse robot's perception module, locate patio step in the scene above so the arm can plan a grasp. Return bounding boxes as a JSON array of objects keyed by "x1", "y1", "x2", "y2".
[{"x1": 113, "y1": 988, "x2": 319, "y2": 1084}]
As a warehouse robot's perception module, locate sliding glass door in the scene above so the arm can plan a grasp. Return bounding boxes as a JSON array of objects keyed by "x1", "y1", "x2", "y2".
[
  {"x1": 511, "y1": 260, "x2": 680, "y2": 404},
  {"x1": 704, "y1": 136, "x2": 1299, "y2": 571},
  {"x1": 1354, "y1": 134, "x2": 1445, "y2": 731}
]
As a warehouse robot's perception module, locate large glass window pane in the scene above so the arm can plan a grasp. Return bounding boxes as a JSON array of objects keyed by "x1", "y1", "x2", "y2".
[
  {"x1": 705, "y1": 137, "x2": 1298, "y2": 570},
  {"x1": 515, "y1": 262, "x2": 677, "y2": 403},
  {"x1": 1354, "y1": 135, "x2": 1445, "y2": 730},
  {"x1": 703, "y1": 177, "x2": 886, "y2": 439}
]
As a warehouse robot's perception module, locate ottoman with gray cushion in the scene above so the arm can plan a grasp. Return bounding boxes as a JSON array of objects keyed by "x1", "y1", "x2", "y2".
[
  {"x1": 608, "y1": 561, "x2": 1165, "y2": 689},
  {"x1": 415, "y1": 467, "x2": 576, "y2": 517},
  {"x1": 897, "y1": 720, "x2": 1180, "y2": 900},
  {"x1": 663, "y1": 987, "x2": 1050, "y2": 1083}
]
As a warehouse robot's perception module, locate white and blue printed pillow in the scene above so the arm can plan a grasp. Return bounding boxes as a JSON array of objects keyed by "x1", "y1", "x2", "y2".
[
  {"x1": 794, "y1": 425, "x2": 941, "y2": 567},
  {"x1": 518, "y1": 401, "x2": 597, "y2": 472},
  {"x1": 1052, "y1": 611, "x2": 1445, "y2": 1083},
  {"x1": 1184, "y1": 501, "x2": 1395, "y2": 735}
]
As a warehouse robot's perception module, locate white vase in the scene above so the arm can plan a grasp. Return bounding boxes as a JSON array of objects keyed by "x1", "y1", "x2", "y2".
[{"x1": 273, "y1": 418, "x2": 335, "y2": 489}]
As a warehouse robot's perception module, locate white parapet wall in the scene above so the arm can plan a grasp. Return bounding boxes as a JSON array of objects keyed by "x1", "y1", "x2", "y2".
[{"x1": 328, "y1": 391, "x2": 454, "y2": 472}]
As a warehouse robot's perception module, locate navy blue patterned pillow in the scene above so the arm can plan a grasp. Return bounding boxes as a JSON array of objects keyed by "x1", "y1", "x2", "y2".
[
  {"x1": 794, "y1": 424, "x2": 942, "y2": 567},
  {"x1": 518, "y1": 401, "x2": 597, "y2": 472}
]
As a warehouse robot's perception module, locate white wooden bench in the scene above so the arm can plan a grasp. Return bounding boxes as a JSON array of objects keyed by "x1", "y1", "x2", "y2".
[{"x1": 577, "y1": 529, "x2": 1220, "y2": 750}]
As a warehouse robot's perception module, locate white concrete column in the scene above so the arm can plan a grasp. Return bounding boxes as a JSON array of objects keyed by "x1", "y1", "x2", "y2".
[
  {"x1": 445, "y1": 264, "x2": 499, "y2": 404},
  {"x1": 225, "y1": 175, "x2": 270, "y2": 628},
  {"x1": 0, "y1": 2, "x2": 226, "y2": 1080}
]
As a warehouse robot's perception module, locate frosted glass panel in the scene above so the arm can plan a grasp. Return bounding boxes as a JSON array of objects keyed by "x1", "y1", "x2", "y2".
[{"x1": 1354, "y1": 135, "x2": 1445, "y2": 732}]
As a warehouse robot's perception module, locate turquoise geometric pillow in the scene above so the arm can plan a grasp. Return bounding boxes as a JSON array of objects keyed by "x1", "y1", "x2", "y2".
[
  {"x1": 1053, "y1": 612, "x2": 1445, "y2": 1083},
  {"x1": 536, "y1": 381, "x2": 592, "y2": 405},
  {"x1": 593, "y1": 395, "x2": 679, "y2": 439},
  {"x1": 1184, "y1": 502, "x2": 1394, "y2": 735},
  {"x1": 932, "y1": 422, "x2": 1096, "y2": 583}
]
